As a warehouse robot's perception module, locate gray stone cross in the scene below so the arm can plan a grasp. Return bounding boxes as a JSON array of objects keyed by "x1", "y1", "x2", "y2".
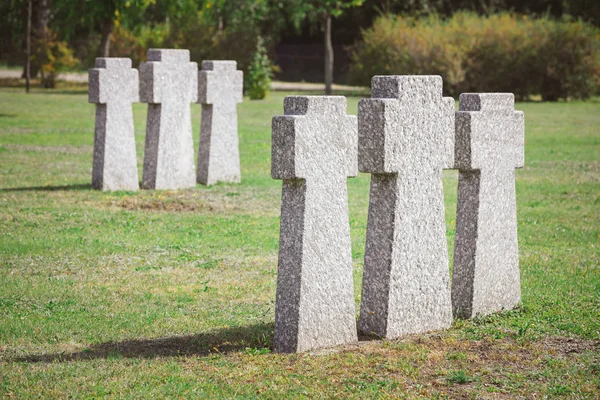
[
  {"x1": 452, "y1": 93, "x2": 524, "y2": 318},
  {"x1": 140, "y1": 49, "x2": 198, "y2": 190},
  {"x1": 88, "y1": 58, "x2": 139, "y2": 191},
  {"x1": 197, "y1": 61, "x2": 243, "y2": 185},
  {"x1": 358, "y1": 75, "x2": 454, "y2": 339},
  {"x1": 272, "y1": 96, "x2": 358, "y2": 353}
]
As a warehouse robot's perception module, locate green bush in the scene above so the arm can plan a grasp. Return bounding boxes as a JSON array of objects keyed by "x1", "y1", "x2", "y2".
[
  {"x1": 349, "y1": 13, "x2": 600, "y2": 100},
  {"x1": 246, "y1": 37, "x2": 273, "y2": 100},
  {"x1": 110, "y1": 24, "x2": 146, "y2": 67},
  {"x1": 111, "y1": 14, "x2": 264, "y2": 85},
  {"x1": 110, "y1": 21, "x2": 170, "y2": 67},
  {"x1": 170, "y1": 17, "x2": 268, "y2": 95}
]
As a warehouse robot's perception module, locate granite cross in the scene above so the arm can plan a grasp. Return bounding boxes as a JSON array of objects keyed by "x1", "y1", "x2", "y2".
[
  {"x1": 272, "y1": 96, "x2": 358, "y2": 353},
  {"x1": 88, "y1": 57, "x2": 139, "y2": 191},
  {"x1": 140, "y1": 49, "x2": 198, "y2": 190},
  {"x1": 358, "y1": 75, "x2": 454, "y2": 339},
  {"x1": 452, "y1": 93, "x2": 524, "y2": 318},
  {"x1": 197, "y1": 61, "x2": 243, "y2": 185}
]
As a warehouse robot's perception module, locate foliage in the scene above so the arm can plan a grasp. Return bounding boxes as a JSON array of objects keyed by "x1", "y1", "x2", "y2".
[
  {"x1": 0, "y1": 0, "x2": 25, "y2": 64},
  {"x1": 349, "y1": 14, "x2": 469, "y2": 95},
  {"x1": 110, "y1": 12, "x2": 267, "y2": 81},
  {"x1": 109, "y1": 25, "x2": 145, "y2": 67},
  {"x1": 349, "y1": 12, "x2": 600, "y2": 100},
  {"x1": 286, "y1": 0, "x2": 365, "y2": 27},
  {"x1": 200, "y1": 0, "x2": 289, "y2": 43},
  {"x1": 51, "y1": 0, "x2": 159, "y2": 41},
  {"x1": 34, "y1": 29, "x2": 78, "y2": 88},
  {"x1": 110, "y1": 22, "x2": 168, "y2": 66},
  {"x1": 166, "y1": 14, "x2": 263, "y2": 78},
  {"x1": 246, "y1": 37, "x2": 273, "y2": 100},
  {"x1": 2, "y1": 0, "x2": 600, "y2": 75}
]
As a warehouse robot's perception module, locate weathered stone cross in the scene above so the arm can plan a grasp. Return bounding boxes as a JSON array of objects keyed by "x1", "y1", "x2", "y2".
[
  {"x1": 452, "y1": 93, "x2": 524, "y2": 318},
  {"x1": 272, "y1": 96, "x2": 358, "y2": 353},
  {"x1": 197, "y1": 61, "x2": 243, "y2": 185},
  {"x1": 358, "y1": 75, "x2": 454, "y2": 338},
  {"x1": 88, "y1": 57, "x2": 139, "y2": 191},
  {"x1": 140, "y1": 49, "x2": 198, "y2": 190}
]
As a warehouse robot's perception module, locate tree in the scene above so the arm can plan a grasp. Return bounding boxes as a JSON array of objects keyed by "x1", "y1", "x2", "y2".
[
  {"x1": 199, "y1": 0, "x2": 290, "y2": 46},
  {"x1": 25, "y1": 0, "x2": 31, "y2": 92},
  {"x1": 286, "y1": 1, "x2": 364, "y2": 94},
  {"x1": 52, "y1": 0, "x2": 158, "y2": 58},
  {"x1": 200, "y1": 0, "x2": 364, "y2": 93},
  {"x1": 21, "y1": 0, "x2": 50, "y2": 78},
  {"x1": 246, "y1": 36, "x2": 273, "y2": 100}
]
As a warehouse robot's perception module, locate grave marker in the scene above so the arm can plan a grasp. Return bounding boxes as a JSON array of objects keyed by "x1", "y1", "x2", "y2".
[
  {"x1": 452, "y1": 93, "x2": 524, "y2": 318},
  {"x1": 197, "y1": 61, "x2": 243, "y2": 185},
  {"x1": 140, "y1": 49, "x2": 197, "y2": 189},
  {"x1": 358, "y1": 75, "x2": 454, "y2": 338},
  {"x1": 272, "y1": 96, "x2": 358, "y2": 353},
  {"x1": 88, "y1": 57, "x2": 139, "y2": 191}
]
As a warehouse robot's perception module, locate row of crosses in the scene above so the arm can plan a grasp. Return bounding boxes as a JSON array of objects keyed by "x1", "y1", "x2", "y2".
[
  {"x1": 272, "y1": 76, "x2": 524, "y2": 353},
  {"x1": 88, "y1": 49, "x2": 243, "y2": 190}
]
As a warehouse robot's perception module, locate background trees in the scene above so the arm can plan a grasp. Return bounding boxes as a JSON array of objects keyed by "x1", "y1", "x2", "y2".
[
  {"x1": 0, "y1": 0, "x2": 597, "y2": 97},
  {"x1": 282, "y1": 1, "x2": 364, "y2": 94}
]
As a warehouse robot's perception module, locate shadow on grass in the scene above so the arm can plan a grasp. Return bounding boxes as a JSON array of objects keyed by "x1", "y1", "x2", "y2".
[
  {"x1": 0, "y1": 79, "x2": 87, "y2": 94},
  {"x1": 273, "y1": 89, "x2": 371, "y2": 97},
  {"x1": 13, "y1": 323, "x2": 274, "y2": 363},
  {"x1": 0, "y1": 183, "x2": 92, "y2": 192},
  {"x1": 34, "y1": 89, "x2": 88, "y2": 95}
]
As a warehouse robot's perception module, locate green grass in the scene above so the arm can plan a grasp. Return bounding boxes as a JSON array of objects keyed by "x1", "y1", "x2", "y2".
[{"x1": 0, "y1": 85, "x2": 598, "y2": 398}]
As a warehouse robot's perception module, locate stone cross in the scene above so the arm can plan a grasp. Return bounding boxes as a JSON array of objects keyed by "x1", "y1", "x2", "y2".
[
  {"x1": 197, "y1": 61, "x2": 243, "y2": 185},
  {"x1": 358, "y1": 75, "x2": 454, "y2": 339},
  {"x1": 272, "y1": 96, "x2": 358, "y2": 353},
  {"x1": 140, "y1": 49, "x2": 198, "y2": 189},
  {"x1": 452, "y1": 93, "x2": 524, "y2": 318},
  {"x1": 88, "y1": 58, "x2": 139, "y2": 191}
]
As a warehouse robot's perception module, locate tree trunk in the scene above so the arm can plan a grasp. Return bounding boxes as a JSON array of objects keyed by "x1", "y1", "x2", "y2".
[
  {"x1": 25, "y1": 0, "x2": 32, "y2": 93},
  {"x1": 324, "y1": 13, "x2": 333, "y2": 95},
  {"x1": 99, "y1": 18, "x2": 113, "y2": 58}
]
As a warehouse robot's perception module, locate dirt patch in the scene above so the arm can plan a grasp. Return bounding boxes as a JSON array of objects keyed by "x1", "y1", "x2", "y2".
[
  {"x1": 317, "y1": 333, "x2": 600, "y2": 398},
  {"x1": 116, "y1": 197, "x2": 206, "y2": 212},
  {"x1": 539, "y1": 335, "x2": 600, "y2": 355},
  {"x1": 318, "y1": 332, "x2": 599, "y2": 359},
  {"x1": 110, "y1": 188, "x2": 280, "y2": 216},
  {"x1": 521, "y1": 160, "x2": 600, "y2": 183}
]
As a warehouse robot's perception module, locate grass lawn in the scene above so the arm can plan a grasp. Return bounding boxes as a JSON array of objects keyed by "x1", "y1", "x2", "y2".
[{"x1": 0, "y1": 83, "x2": 598, "y2": 398}]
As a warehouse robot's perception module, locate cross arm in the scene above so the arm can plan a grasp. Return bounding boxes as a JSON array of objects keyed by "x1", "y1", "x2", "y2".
[{"x1": 455, "y1": 93, "x2": 525, "y2": 170}]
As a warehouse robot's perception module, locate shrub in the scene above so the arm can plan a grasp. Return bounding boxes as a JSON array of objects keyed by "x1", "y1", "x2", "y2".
[
  {"x1": 108, "y1": 14, "x2": 273, "y2": 95},
  {"x1": 246, "y1": 37, "x2": 273, "y2": 100},
  {"x1": 349, "y1": 15, "x2": 469, "y2": 96},
  {"x1": 167, "y1": 15, "x2": 261, "y2": 74},
  {"x1": 35, "y1": 29, "x2": 78, "y2": 88},
  {"x1": 110, "y1": 24, "x2": 146, "y2": 67},
  {"x1": 349, "y1": 13, "x2": 600, "y2": 100},
  {"x1": 537, "y1": 20, "x2": 600, "y2": 101}
]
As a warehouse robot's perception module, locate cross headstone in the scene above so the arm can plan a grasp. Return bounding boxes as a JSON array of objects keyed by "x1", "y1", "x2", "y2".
[
  {"x1": 358, "y1": 75, "x2": 454, "y2": 338},
  {"x1": 140, "y1": 49, "x2": 198, "y2": 190},
  {"x1": 197, "y1": 61, "x2": 243, "y2": 185},
  {"x1": 88, "y1": 58, "x2": 139, "y2": 191},
  {"x1": 272, "y1": 96, "x2": 358, "y2": 353},
  {"x1": 452, "y1": 93, "x2": 524, "y2": 318}
]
